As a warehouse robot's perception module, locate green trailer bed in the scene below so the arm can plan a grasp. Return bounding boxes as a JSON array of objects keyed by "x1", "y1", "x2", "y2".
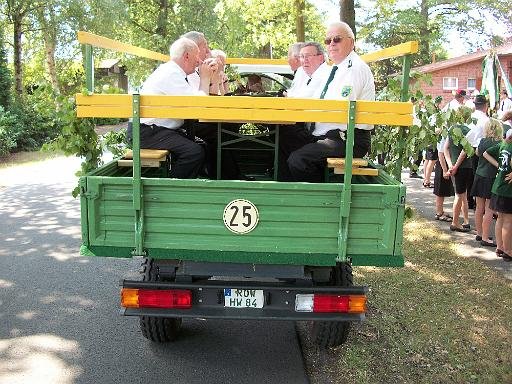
[{"x1": 80, "y1": 162, "x2": 405, "y2": 267}]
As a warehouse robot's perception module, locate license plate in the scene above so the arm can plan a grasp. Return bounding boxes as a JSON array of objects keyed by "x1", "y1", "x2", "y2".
[{"x1": 224, "y1": 289, "x2": 264, "y2": 308}]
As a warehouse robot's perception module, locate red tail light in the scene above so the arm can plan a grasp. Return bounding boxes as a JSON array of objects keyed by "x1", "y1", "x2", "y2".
[{"x1": 121, "y1": 288, "x2": 192, "y2": 309}]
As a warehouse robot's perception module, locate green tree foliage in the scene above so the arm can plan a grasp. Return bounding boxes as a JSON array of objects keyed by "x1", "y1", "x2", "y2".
[
  {"x1": 360, "y1": 0, "x2": 512, "y2": 87},
  {"x1": 371, "y1": 73, "x2": 475, "y2": 175},
  {"x1": 214, "y1": 0, "x2": 324, "y2": 59},
  {"x1": 0, "y1": 26, "x2": 12, "y2": 110}
]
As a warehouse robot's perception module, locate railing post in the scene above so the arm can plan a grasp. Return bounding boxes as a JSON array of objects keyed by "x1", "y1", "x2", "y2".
[
  {"x1": 132, "y1": 94, "x2": 145, "y2": 256},
  {"x1": 84, "y1": 44, "x2": 94, "y2": 92},
  {"x1": 394, "y1": 54, "x2": 412, "y2": 181},
  {"x1": 338, "y1": 100, "x2": 356, "y2": 262}
]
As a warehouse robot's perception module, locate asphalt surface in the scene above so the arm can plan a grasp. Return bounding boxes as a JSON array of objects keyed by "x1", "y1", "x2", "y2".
[
  {"x1": 402, "y1": 171, "x2": 512, "y2": 280},
  {"x1": 0, "y1": 156, "x2": 308, "y2": 384}
]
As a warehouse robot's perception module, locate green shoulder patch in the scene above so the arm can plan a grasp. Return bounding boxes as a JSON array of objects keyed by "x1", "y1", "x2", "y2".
[{"x1": 341, "y1": 86, "x2": 353, "y2": 98}]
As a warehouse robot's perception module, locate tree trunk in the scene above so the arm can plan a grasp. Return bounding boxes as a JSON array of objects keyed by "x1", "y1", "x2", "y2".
[
  {"x1": 419, "y1": 0, "x2": 430, "y2": 64},
  {"x1": 339, "y1": 0, "x2": 356, "y2": 39},
  {"x1": 13, "y1": 17, "x2": 23, "y2": 96},
  {"x1": 44, "y1": 36, "x2": 59, "y2": 92},
  {"x1": 155, "y1": 0, "x2": 169, "y2": 39},
  {"x1": 295, "y1": 0, "x2": 305, "y2": 42}
]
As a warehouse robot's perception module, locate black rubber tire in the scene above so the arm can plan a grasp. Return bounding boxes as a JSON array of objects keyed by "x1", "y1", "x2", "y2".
[
  {"x1": 311, "y1": 262, "x2": 353, "y2": 348},
  {"x1": 138, "y1": 258, "x2": 182, "y2": 342}
]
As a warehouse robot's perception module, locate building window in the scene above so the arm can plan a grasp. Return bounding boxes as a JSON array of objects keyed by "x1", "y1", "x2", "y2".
[
  {"x1": 443, "y1": 77, "x2": 458, "y2": 90},
  {"x1": 467, "y1": 78, "x2": 476, "y2": 90}
]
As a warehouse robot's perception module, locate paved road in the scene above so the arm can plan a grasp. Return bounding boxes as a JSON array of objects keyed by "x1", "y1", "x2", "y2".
[
  {"x1": 403, "y1": 172, "x2": 512, "y2": 280},
  {"x1": 0, "y1": 157, "x2": 308, "y2": 384}
]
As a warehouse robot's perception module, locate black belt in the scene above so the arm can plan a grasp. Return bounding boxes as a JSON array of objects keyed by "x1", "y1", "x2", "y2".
[{"x1": 141, "y1": 123, "x2": 187, "y2": 135}]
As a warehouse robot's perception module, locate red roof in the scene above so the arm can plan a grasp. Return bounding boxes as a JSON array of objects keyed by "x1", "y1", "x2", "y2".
[{"x1": 412, "y1": 42, "x2": 512, "y2": 74}]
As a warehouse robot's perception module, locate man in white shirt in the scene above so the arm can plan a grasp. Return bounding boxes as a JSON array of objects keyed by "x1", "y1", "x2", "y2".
[
  {"x1": 182, "y1": 31, "x2": 211, "y2": 90},
  {"x1": 284, "y1": 21, "x2": 376, "y2": 182},
  {"x1": 497, "y1": 89, "x2": 512, "y2": 119},
  {"x1": 288, "y1": 42, "x2": 329, "y2": 98},
  {"x1": 465, "y1": 95, "x2": 489, "y2": 148},
  {"x1": 130, "y1": 37, "x2": 227, "y2": 179},
  {"x1": 464, "y1": 90, "x2": 479, "y2": 111},
  {"x1": 285, "y1": 42, "x2": 306, "y2": 96},
  {"x1": 442, "y1": 89, "x2": 466, "y2": 112}
]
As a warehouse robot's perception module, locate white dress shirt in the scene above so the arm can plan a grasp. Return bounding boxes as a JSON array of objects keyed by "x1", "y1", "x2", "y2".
[
  {"x1": 289, "y1": 62, "x2": 330, "y2": 98},
  {"x1": 286, "y1": 67, "x2": 308, "y2": 97},
  {"x1": 311, "y1": 51, "x2": 375, "y2": 136},
  {"x1": 186, "y1": 70, "x2": 201, "y2": 90},
  {"x1": 465, "y1": 109, "x2": 489, "y2": 147},
  {"x1": 140, "y1": 61, "x2": 205, "y2": 129},
  {"x1": 441, "y1": 98, "x2": 462, "y2": 112}
]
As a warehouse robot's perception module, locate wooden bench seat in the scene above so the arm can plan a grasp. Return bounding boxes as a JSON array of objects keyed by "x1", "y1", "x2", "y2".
[
  {"x1": 118, "y1": 149, "x2": 169, "y2": 168},
  {"x1": 326, "y1": 157, "x2": 378, "y2": 176}
]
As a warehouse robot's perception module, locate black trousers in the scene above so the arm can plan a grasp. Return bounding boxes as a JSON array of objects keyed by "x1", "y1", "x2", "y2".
[
  {"x1": 278, "y1": 124, "x2": 371, "y2": 182},
  {"x1": 127, "y1": 121, "x2": 240, "y2": 179}
]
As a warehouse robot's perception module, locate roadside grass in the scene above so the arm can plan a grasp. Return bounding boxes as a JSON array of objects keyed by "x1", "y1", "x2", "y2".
[
  {"x1": 0, "y1": 150, "x2": 63, "y2": 169},
  {"x1": 301, "y1": 216, "x2": 512, "y2": 384}
]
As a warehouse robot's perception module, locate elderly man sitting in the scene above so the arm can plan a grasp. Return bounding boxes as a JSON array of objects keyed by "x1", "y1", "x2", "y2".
[{"x1": 279, "y1": 22, "x2": 376, "y2": 182}]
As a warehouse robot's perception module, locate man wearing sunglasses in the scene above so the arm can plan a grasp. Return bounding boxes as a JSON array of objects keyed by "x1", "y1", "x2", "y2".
[{"x1": 284, "y1": 21, "x2": 375, "y2": 182}]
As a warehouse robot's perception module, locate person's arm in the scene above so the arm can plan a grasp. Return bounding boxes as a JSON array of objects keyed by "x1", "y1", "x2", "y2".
[
  {"x1": 443, "y1": 138, "x2": 453, "y2": 174},
  {"x1": 451, "y1": 149, "x2": 467, "y2": 174},
  {"x1": 483, "y1": 151, "x2": 499, "y2": 168},
  {"x1": 438, "y1": 151, "x2": 450, "y2": 179}
]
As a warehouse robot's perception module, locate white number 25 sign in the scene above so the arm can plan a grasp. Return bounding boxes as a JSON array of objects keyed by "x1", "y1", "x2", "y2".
[{"x1": 223, "y1": 199, "x2": 259, "y2": 234}]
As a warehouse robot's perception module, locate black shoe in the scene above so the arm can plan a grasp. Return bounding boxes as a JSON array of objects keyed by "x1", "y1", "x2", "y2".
[
  {"x1": 462, "y1": 223, "x2": 470, "y2": 230},
  {"x1": 409, "y1": 172, "x2": 422, "y2": 179},
  {"x1": 481, "y1": 240, "x2": 496, "y2": 247},
  {"x1": 475, "y1": 235, "x2": 482, "y2": 241},
  {"x1": 503, "y1": 253, "x2": 512, "y2": 262}
]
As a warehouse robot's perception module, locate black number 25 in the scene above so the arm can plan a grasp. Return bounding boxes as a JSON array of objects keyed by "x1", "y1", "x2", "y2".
[{"x1": 229, "y1": 205, "x2": 252, "y2": 227}]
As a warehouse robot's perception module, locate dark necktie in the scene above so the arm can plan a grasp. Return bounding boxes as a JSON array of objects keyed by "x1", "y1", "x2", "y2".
[
  {"x1": 307, "y1": 78, "x2": 311, "y2": 85},
  {"x1": 185, "y1": 77, "x2": 189, "y2": 84},
  {"x1": 319, "y1": 65, "x2": 338, "y2": 99}
]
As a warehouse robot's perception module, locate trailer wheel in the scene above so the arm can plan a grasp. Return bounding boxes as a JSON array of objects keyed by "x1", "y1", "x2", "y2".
[
  {"x1": 312, "y1": 262, "x2": 353, "y2": 348},
  {"x1": 139, "y1": 258, "x2": 182, "y2": 342}
]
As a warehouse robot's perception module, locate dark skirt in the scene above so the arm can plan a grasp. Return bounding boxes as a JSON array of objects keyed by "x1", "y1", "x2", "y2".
[
  {"x1": 490, "y1": 193, "x2": 512, "y2": 214},
  {"x1": 433, "y1": 160, "x2": 454, "y2": 197},
  {"x1": 470, "y1": 174, "x2": 494, "y2": 199},
  {"x1": 425, "y1": 146, "x2": 438, "y2": 161},
  {"x1": 451, "y1": 167, "x2": 473, "y2": 194}
]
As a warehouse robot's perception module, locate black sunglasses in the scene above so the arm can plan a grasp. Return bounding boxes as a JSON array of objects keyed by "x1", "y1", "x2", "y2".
[{"x1": 324, "y1": 36, "x2": 344, "y2": 45}]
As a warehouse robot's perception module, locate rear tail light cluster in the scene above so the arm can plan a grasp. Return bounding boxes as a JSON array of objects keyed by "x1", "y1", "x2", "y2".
[
  {"x1": 295, "y1": 294, "x2": 366, "y2": 313},
  {"x1": 121, "y1": 288, "x2": 192, "y2": 309}
]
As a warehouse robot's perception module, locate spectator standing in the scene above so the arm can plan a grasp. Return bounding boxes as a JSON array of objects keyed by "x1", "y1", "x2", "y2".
[
  {"x1": 497, "y1": 89, "x2": 512, "y2": 120},
  {"x1": 471, "y1": 118, "x2": 503, "y2": 246},
  {"x1": 464, "y1": 90, "x2": 479, "y2": 110},
  {"x1": 442, "y1": 89, "x2": 466, "y2": 112},
  {"x1": 501, "y1": 110, "x2": 512, "y2": 132},
  {"x1": 483, "y1": 129, "x2": 512, "y2": 261},
  {"x1": 444, "y1": 122, "x2": 473, "y2": 232},
  {"x1": 433, "y1": 135, "x2": 454, "y2": 221},
  {"x1": 465, "y1": 95, "x2": 490, "y2": 210}
]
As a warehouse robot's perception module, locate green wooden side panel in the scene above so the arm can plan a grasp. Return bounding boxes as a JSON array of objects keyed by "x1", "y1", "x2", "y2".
[{"x1": 80, "y1": 165, "x2": 405, "y2": 266}]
